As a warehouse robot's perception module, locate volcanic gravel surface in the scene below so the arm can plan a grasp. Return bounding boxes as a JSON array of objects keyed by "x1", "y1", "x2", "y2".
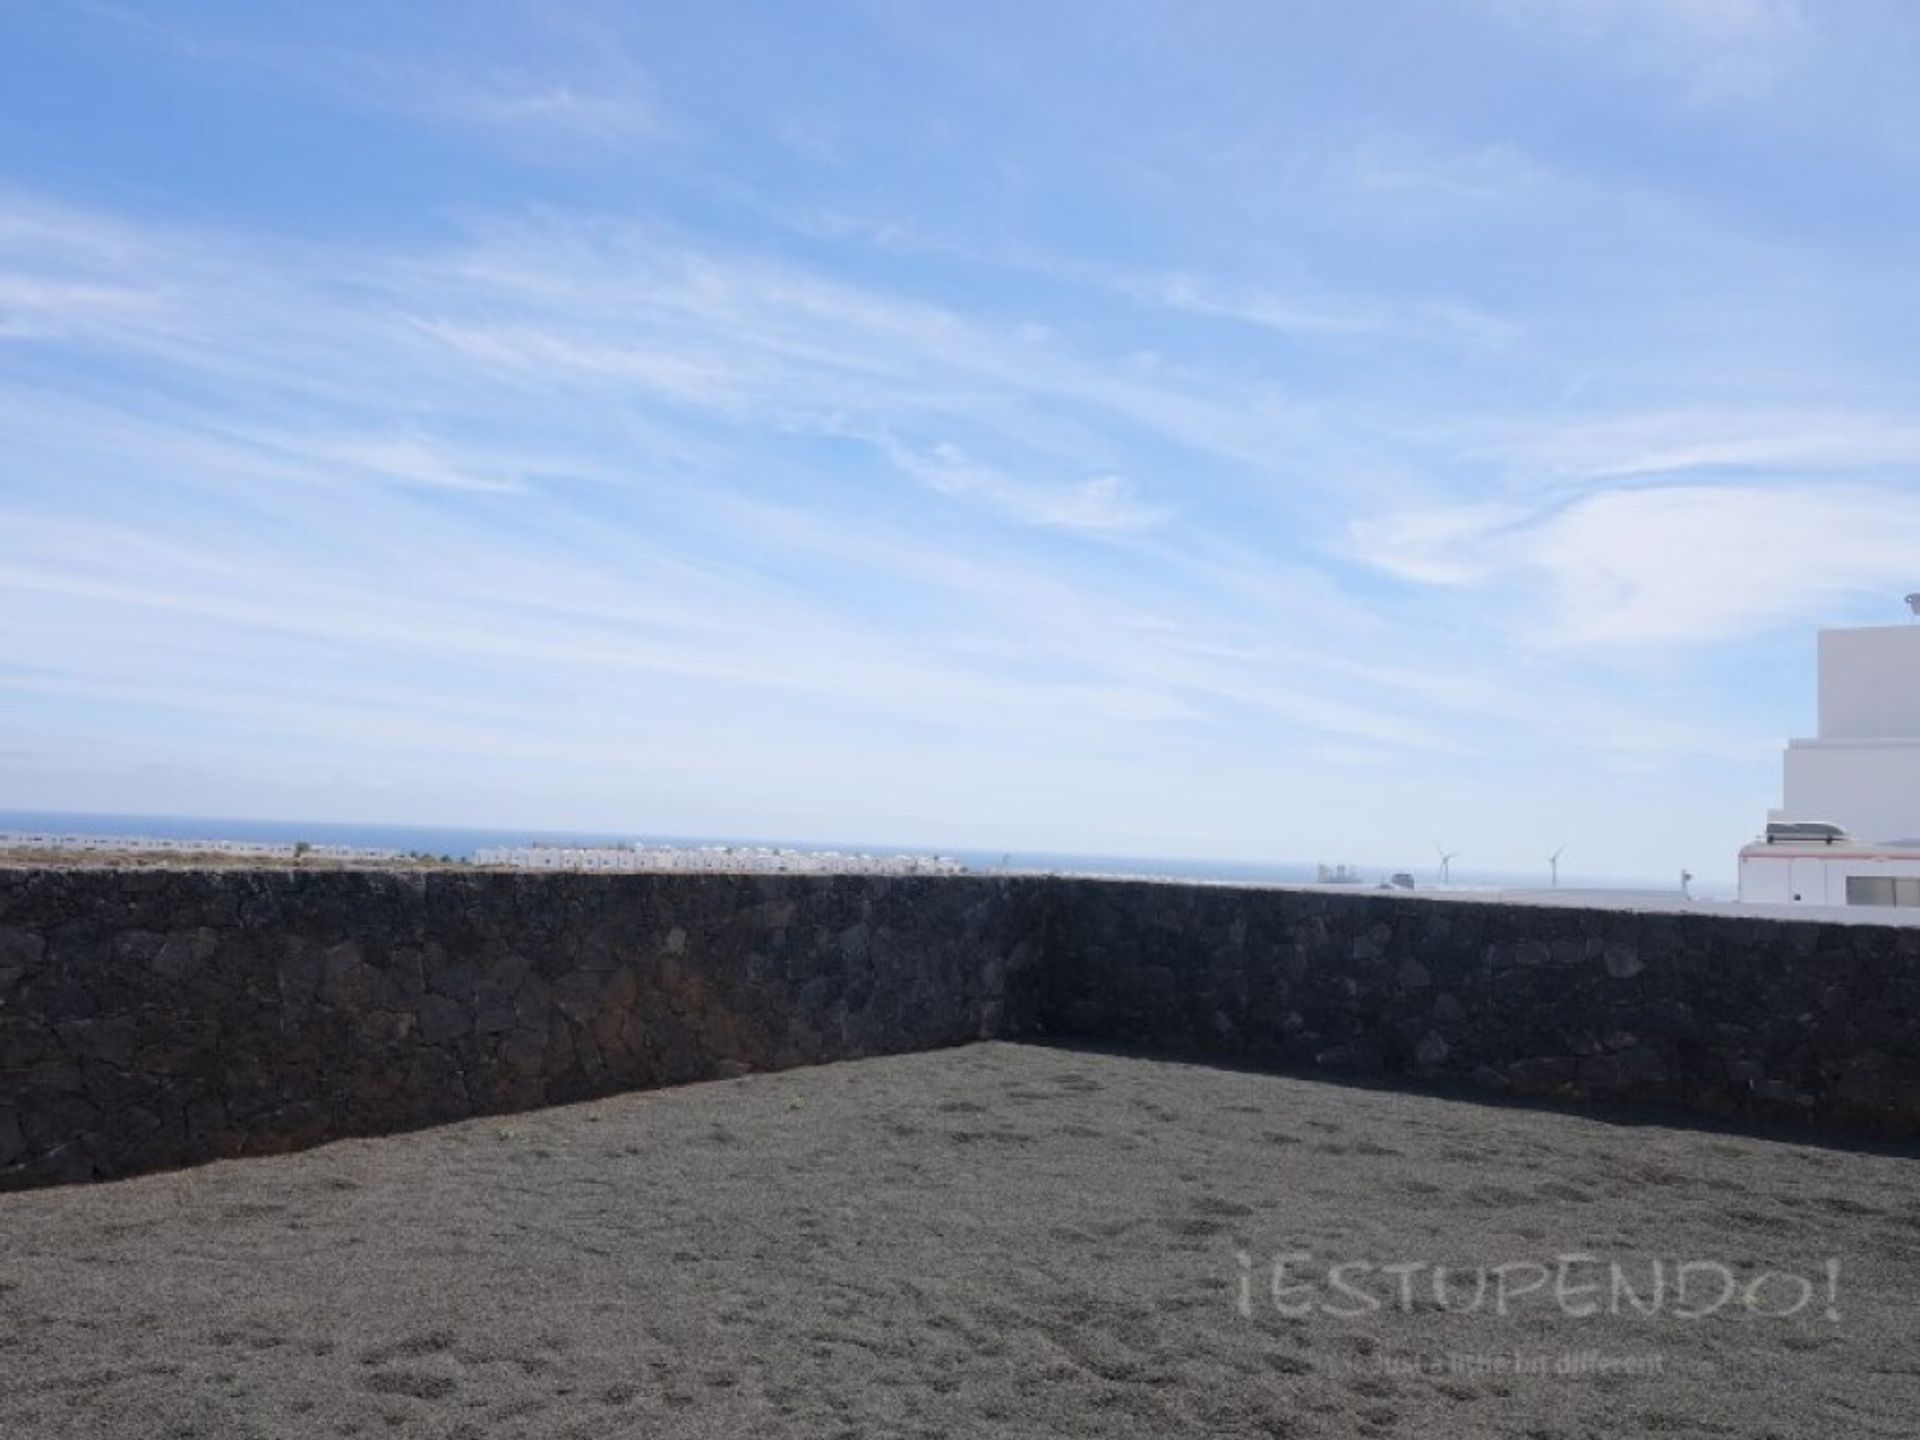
[{"x1": 1, "y1": 1042, "x2": 1915, "y2": 1438}]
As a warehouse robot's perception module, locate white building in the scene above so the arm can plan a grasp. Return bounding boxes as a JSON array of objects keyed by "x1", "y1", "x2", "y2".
[
  {"x1": 1740, "y1": 617, "x2": 1920, "y2": 910},
  {"x1": 1780, "y1": 623, "x2": 1920, "y2": 841}
]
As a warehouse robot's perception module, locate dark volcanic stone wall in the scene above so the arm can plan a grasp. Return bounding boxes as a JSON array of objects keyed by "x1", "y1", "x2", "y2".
[
  {"x1": 0, "y1": 869, "x2": 1044, "y2": 1190},
  {"x1": 6, "y1": 868, "x2": 1920, "y2": 1189},
  {"x1": 1041, "y1": 881, "x2": 1920, "y2": 1137}
]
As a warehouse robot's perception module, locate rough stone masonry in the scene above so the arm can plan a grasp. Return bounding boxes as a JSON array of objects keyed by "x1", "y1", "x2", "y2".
[
  {"x1": 4, "y1": 865, "x2": 1920, "y2": 1190},
  {"x1": 1041, "y1": 878, "x2": 1920, "y2": 1138},
  {"x1": 0, "y1": 868, "x2": 1044, "y2": 1189}
]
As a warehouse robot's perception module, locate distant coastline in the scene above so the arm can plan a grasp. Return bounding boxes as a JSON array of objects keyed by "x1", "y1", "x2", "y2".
[{"x1": 0, "y1": 809, "x2": 1714, "y2": 896}]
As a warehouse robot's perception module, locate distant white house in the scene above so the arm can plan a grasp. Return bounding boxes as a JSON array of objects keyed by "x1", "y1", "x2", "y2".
[{"x1": 1740, "y1": 617, "x2": 1920, "y2": 910}]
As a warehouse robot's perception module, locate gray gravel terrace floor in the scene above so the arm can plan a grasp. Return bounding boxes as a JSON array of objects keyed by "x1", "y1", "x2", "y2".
[{"x1": 0, "y1": 1041, "x2": 1915, "y2": 1439}]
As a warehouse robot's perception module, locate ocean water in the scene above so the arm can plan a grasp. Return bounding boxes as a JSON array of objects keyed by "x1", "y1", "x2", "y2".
[{"x1": 0, "y1": 809, "x2": 1694, "y2": 894}]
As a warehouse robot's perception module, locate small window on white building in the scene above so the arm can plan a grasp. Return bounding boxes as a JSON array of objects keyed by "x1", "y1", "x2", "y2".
[
  {"x1": 1845, "y1": 875, "x2": 1920, "y2": 907},
  {"x1": 1847, "y1": 876, "x2": 1895, "y2": 906}
]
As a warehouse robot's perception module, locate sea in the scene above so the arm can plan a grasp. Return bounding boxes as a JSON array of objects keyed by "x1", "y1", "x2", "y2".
[{"x1": 0, "y1": 809, "x2": 1711, "y2": 896}]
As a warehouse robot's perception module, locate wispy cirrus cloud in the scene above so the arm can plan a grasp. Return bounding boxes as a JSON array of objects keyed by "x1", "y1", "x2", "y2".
[
  {"x1": 878, "y1": 440, "x2": 1166, "y2": 534},
  {"x1": 1334, "y1": 137, "x2": 1542, "y2": 206},
  {"x1": 767, "y1": 203, "x2": 1524, "y2": 356},
  {"x1": 48, "y1": 1, "x2": 663, "y2": 150},
  {"x1": 0, "y1": 185, "x2": 1477, "y2": 809},
  {"x1": 1353, "y1": 481, "x2": 1920, "y2": 648},
  {"x1": 411, "y1": 77, "x2": 657, "y2": 144},
  {"x1": 1475, "y1": 0, "x2": 1807, "y2": 104},
  {"x1": 1482, "y1": 410, "x2": 1920, "y2": 485}
]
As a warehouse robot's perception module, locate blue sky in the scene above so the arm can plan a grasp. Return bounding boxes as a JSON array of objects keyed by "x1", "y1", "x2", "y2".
[{"x1": 5, "y1": 0, "x2": 1920, "y2": 881}]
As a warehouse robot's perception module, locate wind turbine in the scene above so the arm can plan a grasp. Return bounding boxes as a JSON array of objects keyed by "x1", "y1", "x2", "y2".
[
  {"x1": 1548, "y1": 842, "x2": 1569, "y2": 888},
  {"x1": 1435, "y1": 843, "x2": 1461, "y2": 886}
]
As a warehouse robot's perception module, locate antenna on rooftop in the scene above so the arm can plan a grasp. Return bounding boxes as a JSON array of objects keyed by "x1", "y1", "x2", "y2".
[
  {"x1": 1548, "y1": 842, "x2": 1569, "y2": 888},
  {"x1": 1435, "y1": 842, "x2": 1461, "y2": 886}
]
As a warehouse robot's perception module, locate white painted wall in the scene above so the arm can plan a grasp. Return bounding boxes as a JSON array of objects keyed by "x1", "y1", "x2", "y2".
[
  {"x1": 1782, "y1": 739, "x2": 1920, "y2": 842},
  {"x1": 1817, "y1": 624, "x2": 1920, "y2": 739},
  {"x1": 1739, "y1": 853, "x2": 1792, "y2": 904},
  {"x1": 1740, "y1": 846, "x2": 1920, "y2": 908}
]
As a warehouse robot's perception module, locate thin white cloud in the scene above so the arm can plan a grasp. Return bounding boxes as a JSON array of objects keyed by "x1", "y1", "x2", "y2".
[
  {"x1": 1148, "y1": 274, "x2": 1387, "y2": 337},
  {"x1": 0, "y1": 275, "x2": 158, "y2": 328},
  {"x1": 1520, "y1": 483, "x2": 1920, "y2": 646},
  {"x1": 1350, "y1": 503, "x2": 1526, "y2": 585},
  {"x1": 319, "y1": 54, "x2": 662, "y2": 147},
  {"x1": 762, "y1": 201, "x2": 1520, "y2": 360},
  {"x1": 884, "y1": 440, "x2": 1167, "y2": 534},
  {"x1": 1497, "y1": 410, "x2": 1920, "y2": 484},
  {"x1": 298, "y1": 433, "x2": 526, "y2": 494},
  {"x1": 1478, "y1": 0, "x2": 1807, "y2": 105},
  {"x1": 434, "y1": 81, "x2": 656, "y2": 142},
  {"x1": 51, "y1": 3, "x2": 664, "y2": 150},
  {"x1": 1354, "y1": 482, "x2": 1920, "y2": 648},
  {"x1": 1332, "y1": 133, "x2": 1545, "y2": 208},
  {"x1": 1519, "y1": 0, "x2": 1803, "y2": 42}
]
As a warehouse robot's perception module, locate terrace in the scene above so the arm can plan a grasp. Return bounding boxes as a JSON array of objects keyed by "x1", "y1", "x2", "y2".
[{"x1": 3, "y1": 863, "x2": 1919, "y2": 1436}]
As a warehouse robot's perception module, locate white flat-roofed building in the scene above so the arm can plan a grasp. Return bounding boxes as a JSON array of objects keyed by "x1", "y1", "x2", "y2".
[
  {"x1": 1739, "y1": 830, "x2": 1920, "y2": 910},
  {"x1": 1777, "y1": 623, "x2": 1920, "y2": 844},
  {"x1": 1741, "y1": 615, "x2": 1920, "y2": 911}
]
